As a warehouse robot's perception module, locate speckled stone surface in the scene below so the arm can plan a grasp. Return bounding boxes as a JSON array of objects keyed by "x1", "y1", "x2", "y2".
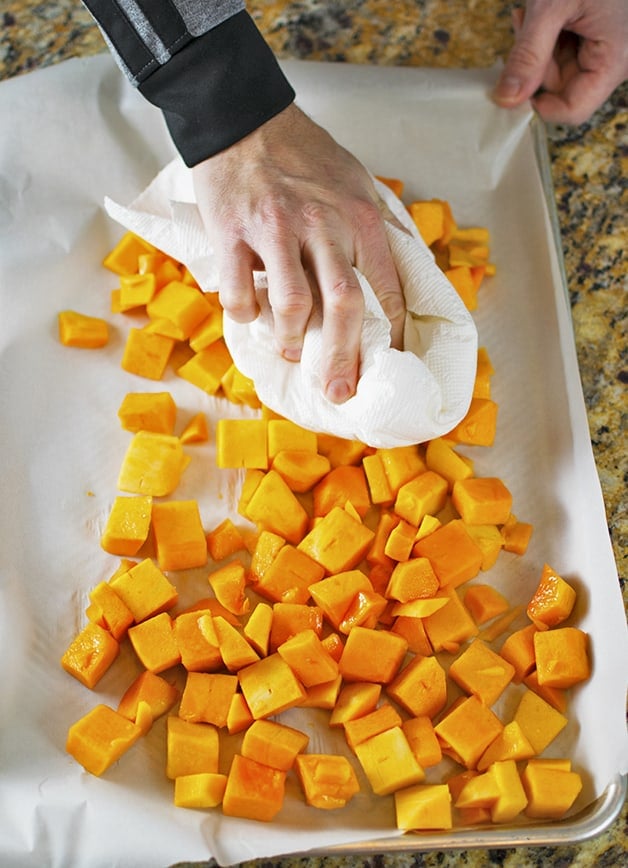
[{"x1": 1, "y1": 1, "x2": 626, "y2": 866}]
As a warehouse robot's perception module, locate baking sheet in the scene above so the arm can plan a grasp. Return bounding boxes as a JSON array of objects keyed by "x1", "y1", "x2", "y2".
[{"x1": 0, "y1": 55, "x2": 626, "y2": 867}]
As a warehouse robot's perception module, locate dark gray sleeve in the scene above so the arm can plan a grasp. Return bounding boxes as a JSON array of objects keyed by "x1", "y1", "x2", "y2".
[{"x1": 82, "y1": 1, "x2": 296, "y2": 165}]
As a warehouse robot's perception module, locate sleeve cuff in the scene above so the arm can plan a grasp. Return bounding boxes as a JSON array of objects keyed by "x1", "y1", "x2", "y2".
[{"x1": 138, "y1": 10, "x2": 296, "y2": 167}]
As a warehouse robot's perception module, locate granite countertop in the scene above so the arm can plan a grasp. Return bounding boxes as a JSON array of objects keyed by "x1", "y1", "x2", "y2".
[{"x1": 1, "y1": 1, "x2": 625, "y2": 866}]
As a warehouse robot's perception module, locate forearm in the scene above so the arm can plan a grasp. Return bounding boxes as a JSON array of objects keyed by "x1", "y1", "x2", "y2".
[{"x1": 82, "y1": 1, "x2": 295, "y2": 165}]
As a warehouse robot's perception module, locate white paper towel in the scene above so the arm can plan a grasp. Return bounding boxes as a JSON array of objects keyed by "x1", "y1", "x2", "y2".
[{"x1": 105, "y1": 159, "x2": 478, "y2": 447}]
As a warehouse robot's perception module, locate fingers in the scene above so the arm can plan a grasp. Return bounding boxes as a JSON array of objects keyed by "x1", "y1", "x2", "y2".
[
  {"x1": 493, "y1": 1, "x2": 568, "y2": 108},
  {"x1": 263, "y1": 236, "x2": 313, "y2": 361},
  {"x1": 216, "y1": 244, "x2": 259, "y2": 323}
]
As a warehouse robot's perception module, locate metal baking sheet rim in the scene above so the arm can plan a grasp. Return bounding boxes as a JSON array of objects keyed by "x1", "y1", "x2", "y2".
[{"x1": 308, "y1": 114, "x2": 627, "y2": 858}]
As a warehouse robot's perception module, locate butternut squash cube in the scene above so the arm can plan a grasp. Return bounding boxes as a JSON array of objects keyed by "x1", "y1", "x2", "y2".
[
  {"x1": 151, "y1": 500, "x2": 208, "y2": 571},
  {"x1": 118, "y1": 431, "x2": 187, "y2": 496},
  {"x1": 513, "y1": 690, "x2": 568, "y2": 754},
  {"x1": 445, "y1": 265, "x2": 477, "y2": 311},
  {"x1": 499, "y1": 623, "x2": 538, "y2": 682},
  {"x1": 128, "y1": 611, "x2": 181, "y2": 672},
  {"x1": 277, "y1": 629, "x2": 339, "y2": 687},
  {"x1": 86, "y1": 580, "x2": 135, "y2": 641},
  {"x1": 355, "y1": 726, "x2": 425, "y2": 795},
  {"x1": 452, "y1": 477, "x2": 513, "y2": 526},
  {"x1": 208, "y1": 559, "x2": 250, "y2": 615},
  {"x1": 377, "y1": 445, "x2": 426, "y2": 496},
  {"x1": 298, "y1": 507, "x2": 374, "y2": 574},
  {"x1": 402, "y1": 716, "x2": 442, "y2": 768},
  {"x1": 464, "y1": 583, "x2": 510, "y2": 625},
  {"x1": 526, "y1": 563, "x2": 577, "y2": 629},
  {"x1": 339, "y1": 588, "x2": 388, "y2": 633},
  {"x1": 413, "y1": 519, "x2": 483, "y2": 588},
  {"x1": 100, "y1": 494, "x2": 152, "y2": 556},
  {"x1": 117, "y1": 670, "x2": 179, "y2": 733},
  {"x1": 328, "y1": 682, "x2": 382, "y2": 727},
  {"x1": 387, "y1": 654, "x2": 448, "y2": 719},
  {"x1": 422, "y1": 587, "x2": 479, "y2": 652},
  {"x1": 313, "y1": 465, "x2": 371, "y2": 518},
  {"x1": 501, "y1": 514, "x2": 533, "y2": 554},
  {"x1": 521, "y1": 759, "x2": 583, "y2": 819},
  {"x1": 216, "y1": 418, "x2": 268, "y2": 469},
  {"x1": 384, "y1": 518, "x2": 418, "y2": 562},
  {"x1": 117, "y1": 391, "x2": 177, "y2": 435},
  {"x1": 166, "y1": 716, "x2": 220, "y2": 779},
  {"x1": 174, "y1": 773, "x2": 228, "y2": 808},
  {"x1": 205, "y1": 518, "x2": 246, "y2": 563},
  {"x1": 245, "y1": 469, "x2": 309, "y2": 544},
  {"x1": 103, "y1": 231, "x2": 156, "y2": 275},
  {"x1": 394, "y1": 470, "x2": 449, "y2": 527},
  {"x1": 454, "y1": 768, "x2": 501, "y2": 808},
  {"x1": 424, "y1": 437, "x2": 474, "y2": 488},
  {"x1": 66, "y1": 704, "x2": 142, "y2": 776},
  {"x1": 448, "y1": 639, "x2": 515, "y2": 706},
  {"x1": 271, "y1": 449, "x2": 331, "y2": 492},
  {"x1": 295, "y1": 753, "x2": 360, "y2": 810},
  {"x1": 146, "y1": 280, "x2": 212, "y2": 339},
  {"x1": 213, "y1": 615, "x2": 260, "y2": 671},
  {"x1": 179, "y1": 412, "x2": 209, "y2": 444},
  {"x1": 58, "y1": 310, "x2": 109, "y2": 348},
  {"x1": 435, "y1": 695, "x2": 503, "y2": 769},
  {"x1": 362, "y1": 453, "x2": 394, "y2": 505},
  {"x1": 316, "y1": 433, "x2": 367, "y2": 468},
  {"x1": 343, "y1": 703, "x2": 402, "y2": 752},
  {"x1": 242, "y1": 601, "x2": 273, "y2": 657},
  {"x1": 241, "y1": 719, "x2": 309, "y2": 771},
  {"x1": 173, "y1": 610, "x2": 223, "y2": 672},
  {"x1": 227, "y1": 692, "x2": 254, "y2": 734},
  {"x1": 238, "y1": 652, "x2": 307, "y2": 719},
  {"x1": 118, "y1": 272, "x2": 157, "y2": 309},
  {"x1": 256, "y1": 544, "x2": 324, "y2": 605},
  {"x1": 297, "y1": 673, "x2": 343, "y2": 710},
  {"x1": 408, "y1": 200, "x2": 445, "y2": 246},
  {"x1": 465, "y1": 524, "x2": 504, "y2": 571},
  {"x1": 391, "y1": 615, "x2": 433, "y2": 657},
  {"x1": 267, "y1": 418, "x2": 318, "y2": 458},
  {"x1": 385, "y1": 557, "x2": 439, "y2": 602},
  {"x1": 61, "y1": 622, "x2": 120, "y2": 689},
  {"x1": 523, "y1": 669, "x2": 568, "y2": 713},
  {"x1": 109, "y1": 557, "x2": 177, "y2": 623},
  {"x1": 338, "y1": 626, "x2": 407, "y2": 684},
  {"x1": 121, "y1": 327, "x2": 174, "y2": 380},
  {"x1": 395, "y1": 783, "x2": 452, "y2": 831},
  {"x1": 488, "y1": 760, "x2": 528, "y2": 823},
  {"x1": 179, "y1": 671, "x2": 239, "y2": 727},
  {"x1": 447, "y1": 398, "x2": 498, "y2": 447},
  {"x1": 534, "y1": 627, "x2": 590, "y2": 688},
  {"x1": 177, "y1": 340, "x2": 233, "y2": 394},
  {"x1": 476, "y1": 721, "x2": 536, "y2": 772},
  {"x1": 222, "y1": 754, "x2": 286, "y2": 822},
  {"x1": 268, "y1": 602, "x2": 323, "y2": 651}
]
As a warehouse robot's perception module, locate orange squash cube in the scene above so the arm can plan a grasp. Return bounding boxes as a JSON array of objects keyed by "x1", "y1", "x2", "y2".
[
  {"x1": 402, "y1": 716, "x2": 443, "y2": 768},
  {"x1": 463, "y1": 584, "x2": 510, "y2": 625},
  {"x1": 452, "y1": 477, "x2": 513, "y2": 526},
  {"x1": 487, "y1": 760, "x2": 529, "y2": 823},
  {"x1": 61, "y1": 622, "x2": 120, "y2": 689},
  {"x1": 177, "y1": 340, "x2": 233, "y2": 394},
  {"x1": 117, "y1": 670, "x2": 179, "y2": 732},
  {"x1": 245, "y1": 469, "x2": 309, "y2": 545},
  {"x1": 435, "y1": 695, "x2": 503, "y2": 769},
  {"x1": 384, "y1": 518, "x2": 418, "y2": 562},
  {"x1": 118, "y1": 431, "x2": 187, "y2": 497},
  {"x1": 394, "y1": 470, "x2": 449, "y2": 527},
  {"x1": 179, "y1": 412, "x2": 209, "y2": 444},
  {"x1": 238, "y1": 653, "x2": 307, "y2": 719},
  {"x1": 408, "y1": 200, "x2": 445, "y2": 246},
  {"x1": 121, "y1": 327, "x2": 174, "y2": 380},
  {"x1": 58, "y1": 310, "x2": 109, "y2": 348},
  {"x1": 385, "y1": 557, "x2": 439, "y2": 602},
  {"x1": 328, "y1": 681, "x2": 382, "y2": 727},
  {"x1": 227, "y1": 692, "x2": 255, "y2": 734},
  {"x1": 213, "y1": 615, "x2": 260, "y2": 671},
  {"x1": 377, "y1": 445, "x2": 426, "y2": 496},
  {"x1": 271, "y1": 449, "x2": 331, "y2": 492},
  {"x1": 100, "y1": 494, "x2": 152, "y2": 557},
  {"x1": 501, "y1": 514, "x2": 533, "y2": 554},
  {"x1": 316, "y1": 433, "x2": 367, "y2": 468},
  {"x1": 173, "y1": 610, "x2": 223, "y2": 672},
  {"x1": 174, "y1": 772, "x2": 228, "y2": 808},
  {"x1": 343, "y1": 703, "x2": 402, "y2": 752},
  {"x1": 395, "y1": 783, "x2": 452, "y2": 831},
  {"x1": 533, "y1": 627, "x2": 590, "y2": 688},
  {"x1": 313, "y1": 465, "x2": 371, "y2": 518},
  {"x1": 178, "y1": 671, "x2": 239, "y2": 727},
  {"x1": 448, "y1": 639, "x2": 515, "y2": 706},
  {"x1": 216, "y1": 418, "x2": 268, "y2": 469},
  {"x1": 362, "y1": 453, "x2": 394, "y2": 505},
  {"x1": 391, "y1": 615, "x2": 433, "y2": 657},
  {"x1": 128, "y1": 611, "x2": 181, "y2": 672},
  {"x1": 256, "y1": 544, "x2": 324, "y2": 605},
  {"x1": 521, "y1": 759, "x2": 583, "y2": 819},
  {"x1": 338, "y1": 626, "x2": 407, "y2": 684},
  {"x1": 277, "y1": 629, "x2": 339, "y2": 687},
  {"x1": 308, "y1": 570, "x2": 373, "y2": 631},
  {"x1": 387, "y1": 654, "x2": 448, "y2": 719},
  {"x1": 268, "y1": 602, "x2": 323, "y2": 651},
  {"x1": 526, "y1": 563, "x2": 577, "y2": 629},
  {"x1": 424, "y1": 437, "x2": 474, "y2": 488},
  {"x1": 476, "y1": 721, "x2": 535, "y2": 772},
  {"x1": 117, "y1": 391, "x2": 177, "y2": 435},
  {"x1": 222, "y1": 754, "x2": 286, "y2": 822},
  {"x1": 146, "y1": 280, "x2": 213, "y2": 339},
  {"x1": 205, "y1": 518, "x2": 246, "y2": 563},
  {"x1": 151, "y1": 500, "x2": 207, "y2": 571},
  {"x1": 513, "y1": 690, "x2": 568, "y2": 755},
  {"x1": 447, "y1": 398, "x2": 498, "y2": 447},
  {"x1": 109, "y1": 557, "x2": 178, "y2": 623},
  {"x1": 208, "y1": 559, "x2": 250, "y2": 615},
  {"x1": 413, "y1": 519, "x2": 483, "y2": 588},
  {"x1": 355, "y1": 726, "x2": 425, "y2": 795},
  {"x1": 241, "y1": 719, "x2": 309, "y2": 771},
  {"x1": 166, "y1": 715, "x2": 220, "y2": 779},
  {"x1": 499, "y1": 623, "x2": 538, "y2": 682},
  {"x1": 86, "y1": 581, "x2": 135, "y2": 641},
  {"x1": 295, "y1": 754, "x2": 360, "y2": 810},
  {"x1": 422, "y1": 586, "x2": 478, "y2": 652},
  {"x1": 445, "y1": 265, "x2": 477, "y2": 311},
  {"x1": 66, "y1": 704, "x2": 142, "y2": 776},
  {"x1": 298, "y1": 506, "x2": 374, "y2": 574}
]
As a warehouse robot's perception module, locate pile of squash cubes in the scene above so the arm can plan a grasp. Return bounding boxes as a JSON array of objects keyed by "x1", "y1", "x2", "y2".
[{"x1": 59, "y1": 180, "x2": 590, "y2": 832}]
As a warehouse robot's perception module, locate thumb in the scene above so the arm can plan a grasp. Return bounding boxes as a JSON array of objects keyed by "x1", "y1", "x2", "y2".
[{"x1": 494, "y1": 5, "x2": 564, "y2": 107}]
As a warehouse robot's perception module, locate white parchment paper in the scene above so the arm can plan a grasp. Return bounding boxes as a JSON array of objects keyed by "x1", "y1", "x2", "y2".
[{"x1": 0, "y1": 55, "x2": 626, "y2": 867}]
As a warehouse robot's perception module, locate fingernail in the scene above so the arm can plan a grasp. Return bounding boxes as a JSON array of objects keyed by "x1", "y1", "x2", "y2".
[
  {"x1": 495, "y1": 75, "x2": 522, "y2": 102},
  {"x1": 280, "y1": 346, "x2": 302, "y2": 362},
  {"x1": 325, "y1": 379, "x2": 353, "y2": 404}
]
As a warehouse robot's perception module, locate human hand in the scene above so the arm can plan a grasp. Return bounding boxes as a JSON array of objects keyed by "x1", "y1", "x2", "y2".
[
  {"x1": 192, "y1": 104, "x2": 406, "y2": 404},
  {"x1": 493, "y1": 0, "x2": 628, "y2": 124}
]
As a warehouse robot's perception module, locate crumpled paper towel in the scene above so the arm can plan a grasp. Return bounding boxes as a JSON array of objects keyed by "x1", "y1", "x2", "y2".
[{"x1": 105, "y1": 158, "x2": 477, "y2": 447}]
